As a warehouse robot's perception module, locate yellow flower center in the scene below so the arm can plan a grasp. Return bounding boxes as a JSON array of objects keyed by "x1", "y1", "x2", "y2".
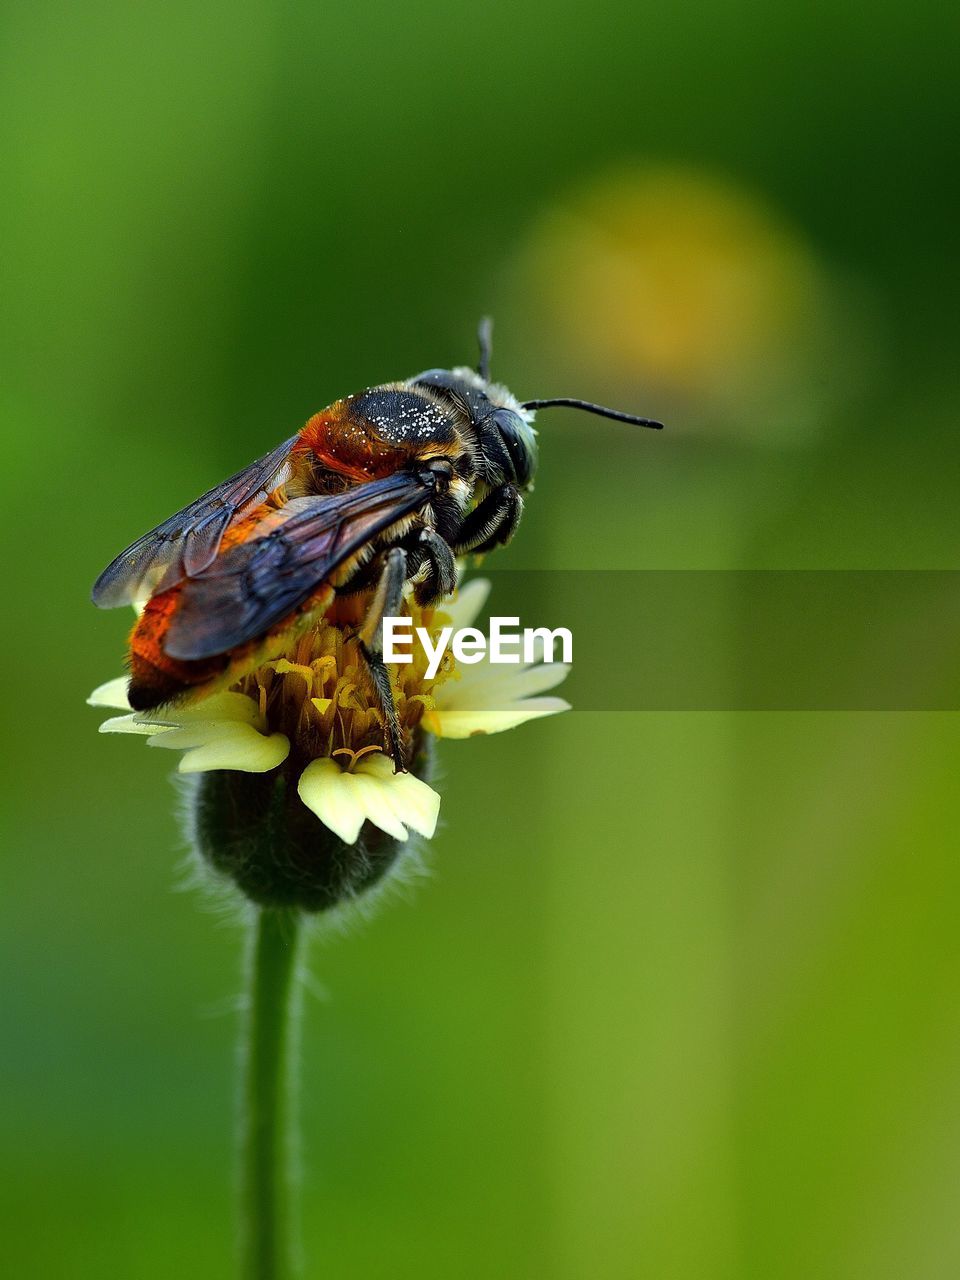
[{"x1": 234, "y1": 593, "x2": 457, "y2": 763}]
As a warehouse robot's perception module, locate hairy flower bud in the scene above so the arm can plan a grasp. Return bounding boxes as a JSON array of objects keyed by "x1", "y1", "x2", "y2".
[{"x1": 186, "y1": 737, "x2": 435, "y2": 913}]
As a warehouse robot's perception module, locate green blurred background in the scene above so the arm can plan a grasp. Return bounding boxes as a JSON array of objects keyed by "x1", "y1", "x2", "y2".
[{"x1": 2, "y1": 2, "x2": 959, "y2": 1277}]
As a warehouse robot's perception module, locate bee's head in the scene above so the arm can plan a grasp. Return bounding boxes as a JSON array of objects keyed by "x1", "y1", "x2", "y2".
[
  {"x1": 409, "y1": 365, "x2": 539, "y2": 490},
  {"x1": 410, "y1": 318, "x2": 663, "y2": 492}
]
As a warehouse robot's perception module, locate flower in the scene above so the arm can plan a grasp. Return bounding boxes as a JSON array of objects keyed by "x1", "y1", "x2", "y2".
[
  {"x1": 420, "y1": 578, "x2": 571, "y2": 738},
  {"x1": 509, "y1": 164, "x2": 847, "y2": 442},
  {"x1": 89, "y1": 579, "x2": 569, "y2": 852}
]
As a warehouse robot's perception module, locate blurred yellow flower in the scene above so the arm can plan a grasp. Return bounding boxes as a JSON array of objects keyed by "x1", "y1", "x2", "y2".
[{"x1": 509, "y1": 164, "x2": 851, "y2": 439}]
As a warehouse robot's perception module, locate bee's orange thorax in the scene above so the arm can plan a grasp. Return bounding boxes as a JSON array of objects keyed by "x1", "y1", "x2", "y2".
[{"x1": 297, "y1": 403, "x2": 410, "y2": 484}]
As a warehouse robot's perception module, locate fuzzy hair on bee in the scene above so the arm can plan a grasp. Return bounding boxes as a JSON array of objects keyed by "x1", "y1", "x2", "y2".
[{"x1": 92, "y1": 319, "x2": 663, "y2": 766}]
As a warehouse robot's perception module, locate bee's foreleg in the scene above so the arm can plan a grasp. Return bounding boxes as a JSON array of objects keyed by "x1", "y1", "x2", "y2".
[
  {"x1": 358, "y1": 547, "x2": 409, "y2": 770},
  {"x1": 407, "y1": 526, "x2": 458, "y2": 606},
  {"x1": 451, "y1": 483, "x2": 522, "y2": 557}
]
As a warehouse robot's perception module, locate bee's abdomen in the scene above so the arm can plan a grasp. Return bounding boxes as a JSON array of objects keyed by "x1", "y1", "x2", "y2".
[
  {"x1": 128, "y1": 586, "x2": 230, "y2": 710},
  {"x1": 126, "y1": 575, "x2": 339, "y2": 712}
]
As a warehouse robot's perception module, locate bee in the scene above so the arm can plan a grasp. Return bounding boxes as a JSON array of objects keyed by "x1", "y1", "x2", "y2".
[{"x1": 92, "y1": 320, "x2": 662, "y2": 765}]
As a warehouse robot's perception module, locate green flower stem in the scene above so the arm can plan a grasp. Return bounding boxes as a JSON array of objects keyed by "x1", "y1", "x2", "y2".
[{"x1": 242, "y1": 907, "x2": 303, "y2": 1280}]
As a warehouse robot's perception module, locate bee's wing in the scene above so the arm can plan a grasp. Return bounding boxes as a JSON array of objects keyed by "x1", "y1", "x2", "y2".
[
  {"x1": 91, "y1": 435, "x2": 299, "y2": 607},
  {"x1": 162, "y1": 471, "x2": 432, "y2": 661}
]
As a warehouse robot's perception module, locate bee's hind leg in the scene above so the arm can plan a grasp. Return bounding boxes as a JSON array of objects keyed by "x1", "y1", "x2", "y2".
[{"x1": 358, "y1": 547, "x2": 409, "y2": 770}]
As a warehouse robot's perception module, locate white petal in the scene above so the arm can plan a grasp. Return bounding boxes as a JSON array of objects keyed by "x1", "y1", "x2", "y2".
[
  {"x1": 438, "y1": 578, "x2": 491, "y2": 630},
  {"x1": 386, "y1": 773, "x2": 441, "y2": 838},
  {"x1": 146, "y1": 720, "x2": 288, "y2": 773},
  {"x1": 424, "y1": 697, "x2": 571, "y2": 739},
  {"x1": 436, "y1": 662, "x2": 571, "y2": 710},
  {"x1": 358, "y1": 754, "x2": 441, "y2": 838},
  {"x1": 87, "y1": 677, "x2": 133, "y2": 709},
  {"x1": 298, "y1": 759, "x2": 366, "y2": 844},
  {"x1": 163, "y1": 692, "x2": 263, "y2": 726},
  {"x1": 349, "y1": 774, "x2": 410, "y2": 841},
  {"x1": 503, "y1": 662, "x2": 571, "y2": 697},
  {"x1": 179, "y1": 733, "x2": 288, "y2": 773},
  {"x1": 357, "y1": 753, "x2": 400, "y2": 782},
  {"x1": 148, "y1": 721, "x2": 241, "y2": 751},
  {"x1": 99, "y1": 713, "x2": 174, "y2": 736}
]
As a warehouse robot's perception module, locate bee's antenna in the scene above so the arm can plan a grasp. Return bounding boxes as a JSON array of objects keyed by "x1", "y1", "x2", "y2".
[
  {"x1": 477, "y1": 316, "x2": 493, "y2": 381},
  {"x1": 520, "y1": 397, "x2": 664, "y2": 430}
]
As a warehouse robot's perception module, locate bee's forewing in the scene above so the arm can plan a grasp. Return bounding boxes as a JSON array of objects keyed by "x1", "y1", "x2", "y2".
[
  {"x1": 91, "y1": 435, "x2": 299, "y2": 608},
  {"x1": 162, "y1": 472, "x2": 432, "y2": 661}
]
